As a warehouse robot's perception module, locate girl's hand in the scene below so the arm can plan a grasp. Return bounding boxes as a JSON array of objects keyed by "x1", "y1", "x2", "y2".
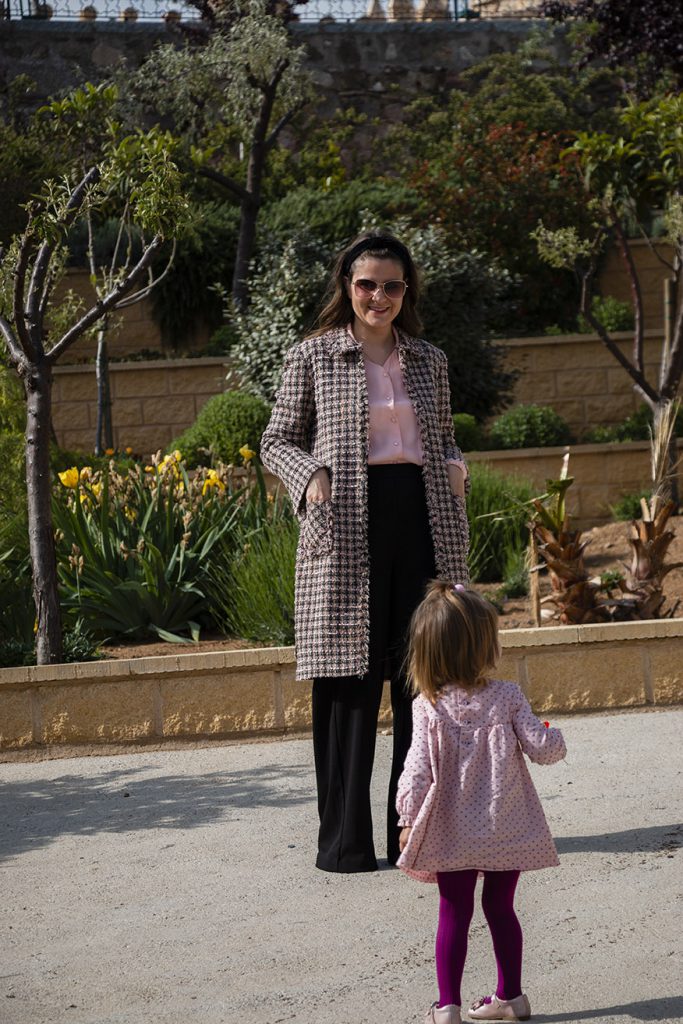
[
  {"x1": 447, "y1": 463, "x2": 466, "y2": 498},
  {"x1": 305, "y1": 468, "x2": 331, "y2": 503},
  {"x1": 399, "y1": 826, "x2": 412, "y2": 852}
]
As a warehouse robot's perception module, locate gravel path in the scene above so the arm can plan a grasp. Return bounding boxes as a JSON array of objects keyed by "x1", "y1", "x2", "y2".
[{"x1": 1, "y1": 708, "x2": 682, "y2": 1024}]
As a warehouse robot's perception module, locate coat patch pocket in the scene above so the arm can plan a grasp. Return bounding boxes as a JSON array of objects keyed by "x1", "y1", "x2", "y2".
[{"x1": 299, "y1": 500, "x2": 334, "y2": 559}]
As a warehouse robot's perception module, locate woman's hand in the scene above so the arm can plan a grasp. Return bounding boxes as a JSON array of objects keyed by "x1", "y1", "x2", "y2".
[
  {"x1": 399, "y1": 826, "x2": 412, "y2": 853},
  {"x1": 447, "y1": 463, "x2": 466, "y2": 498},
  {"x1": 305, "y1": 468, "x2": 331, "y2": 504}
]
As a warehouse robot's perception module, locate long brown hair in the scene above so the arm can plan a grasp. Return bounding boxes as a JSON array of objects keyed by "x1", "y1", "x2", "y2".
[
  {"x1": 408, "y1": 581, "x2": 501, "y2": 703},
  {"x1": 309, "y1": 231, "x2": 423, "y2": 338}
]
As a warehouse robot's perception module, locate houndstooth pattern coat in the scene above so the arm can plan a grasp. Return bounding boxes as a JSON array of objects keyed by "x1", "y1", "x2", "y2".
[{"x1": 260, "y1": 325, "x2": 470, "y2": 681}]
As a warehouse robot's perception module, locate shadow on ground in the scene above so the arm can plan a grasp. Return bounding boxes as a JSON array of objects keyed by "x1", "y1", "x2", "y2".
[
  {"x1": 532, "y1": 995, "x2": 683, "y2": 1021},
  {"x1": 555, "y1": 823, "x2": 682, "y2": 855},
  {"x1": 0, "y1": 761, "x2": 314, "y2": 860}
]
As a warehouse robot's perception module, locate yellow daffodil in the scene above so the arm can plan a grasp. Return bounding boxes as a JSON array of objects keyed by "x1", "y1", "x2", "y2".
[
  {"x1": 79, "y1": 466, "x2": 92, "y2": 481},
  {"x1": 124, "y1": 506, "x2": 137, "y2": 521},
  {"x1": 239, "y1": 445, "x2": 255, "y2": 463},
  {"x1": 58, "y1": 467, "x2": 79, "y2": 489},
  {"x1": 144, "y1": 465, "x2": 154, "y2": 473},
  {"x1": 91, "y1": 482, "x2": 102, "y2": 500},
  {"x1": 202, "y1": 469, "x2": 225, "y2": 496}
]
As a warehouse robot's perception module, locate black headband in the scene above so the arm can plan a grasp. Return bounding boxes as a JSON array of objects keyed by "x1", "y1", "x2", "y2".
[{"x1": 342, "y1": 236, "x2": 410, "y2": 275}]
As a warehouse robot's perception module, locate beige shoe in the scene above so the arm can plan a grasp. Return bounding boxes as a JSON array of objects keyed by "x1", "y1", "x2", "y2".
[
  {"x1": 425, "y1": 1002, "x2": 462, "y2": 1024},
  {"x1": 468, "y1": 993, "x2": 531, "y2": 1021}
]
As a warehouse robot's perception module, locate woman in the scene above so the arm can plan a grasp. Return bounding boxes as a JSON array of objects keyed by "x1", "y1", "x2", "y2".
[{"x1": 260, "y1": 231, "x2": 469, "y2": 873}]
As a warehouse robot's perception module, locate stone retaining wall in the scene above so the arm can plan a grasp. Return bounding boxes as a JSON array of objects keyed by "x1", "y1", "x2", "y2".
[
  {"x1": 500, "y1": 329, "x2": 677, "y2": 434},
  {"x1": 0, "y1": 620, "x2": 680, "y2": 759},
  {"x1": 468, "y1": 440, "x2": 683, "y2": 522},
  {"x1": 52, "y1": 356, "x2": 229, "y2": 454}
]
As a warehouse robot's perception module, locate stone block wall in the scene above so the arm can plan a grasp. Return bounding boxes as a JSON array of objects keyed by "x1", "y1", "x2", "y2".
[
  {"x1": 499, "y1": 330, "x2": 675, "y2": 435},
  {"x1": 468, "y1": 441, "x2": 683, "y2": 521},
  {"x1": 1, "y1": 620, "x2": 680, "y2": 756},
  {"x1": 52, "y1": 356, "x2": 229, "y2": 453}
]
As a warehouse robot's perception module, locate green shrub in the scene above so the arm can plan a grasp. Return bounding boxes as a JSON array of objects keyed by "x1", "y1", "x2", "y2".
[
  {"x1": 499, "y1": 547, "x2": 530, "y2": 599},
  {"x1": 452, "y1": 413, "x2": 485, "y2": 452},
  {"x1": 610, "y1": 490, "x2": 652, "y2": 521},
  {"x1": 467, "y1": 463, "x2": 533, "y2": 584},
  {"x1": 577, "y1": 295, "x2": 634, "y2": 334},
  {"x1": 489, "y1": 404, "x2": 573, "y2": 450},
  {"x1": 209, "y1": 515, "x2": 298, "y2": 646},
  {"x1": 261, "y1": 180, "x2": 420, "y2": 249},
  {"x1": 170, "y1": 391, "x2": 272, "y2": 468},
  {"x1": 583, "y1": 404, "x2": 683, "y2": 444}
]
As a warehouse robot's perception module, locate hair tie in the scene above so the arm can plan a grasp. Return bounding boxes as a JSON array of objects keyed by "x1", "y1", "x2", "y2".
[{"x1": 452, "y1": 584, "x2": 466, "y2": 592}]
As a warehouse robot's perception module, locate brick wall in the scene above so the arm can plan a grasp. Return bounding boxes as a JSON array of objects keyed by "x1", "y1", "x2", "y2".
[{"x1": 52, "y1": 357, "x2": 229, "y2": 454}]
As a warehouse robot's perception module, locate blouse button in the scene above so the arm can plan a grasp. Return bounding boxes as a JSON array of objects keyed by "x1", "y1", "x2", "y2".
[{"x1": 393, "y1": 441, "x2": 399, "y2": 446}]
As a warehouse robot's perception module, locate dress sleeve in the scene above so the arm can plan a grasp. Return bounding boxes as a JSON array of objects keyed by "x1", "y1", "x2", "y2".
[
  {"x1": 396, "y1": 698, "x2": 434, "y2": 826},
  {"x1": 511, "y1": 687, "x2": 567, "y2": 765},
  {"x1": 259, "y1": 343, "x2": 326, "y2": 515},
  {"x1": 436, "y1": 349, "x2": 470, "y2": 494}
]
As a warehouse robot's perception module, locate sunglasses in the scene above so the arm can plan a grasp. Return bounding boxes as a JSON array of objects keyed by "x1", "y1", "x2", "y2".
[{"x1": 350, "y1": 278, "x2": 408, "y2": 300}]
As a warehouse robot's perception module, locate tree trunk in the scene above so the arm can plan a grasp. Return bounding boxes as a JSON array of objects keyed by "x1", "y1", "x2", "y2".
[
  {"x1": 231, "y1": 195, "x2": 259, "y2": 312},
  {"x1": 24, "y1": 361, "x2": 63, "y2": 665},
  {"x1": 95, "y1": 321, "x2": 113, "y2": 455}
]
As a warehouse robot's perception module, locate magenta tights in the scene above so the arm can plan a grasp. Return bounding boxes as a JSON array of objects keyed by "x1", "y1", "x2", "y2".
[{"x1": 435, "y1": 869, "x2": 522, "y2": 1008}]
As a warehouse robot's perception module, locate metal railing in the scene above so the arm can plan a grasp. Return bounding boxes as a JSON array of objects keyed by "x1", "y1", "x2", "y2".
[{"x1": 2, "y1": 0, "x2": 541, "y2": 21}]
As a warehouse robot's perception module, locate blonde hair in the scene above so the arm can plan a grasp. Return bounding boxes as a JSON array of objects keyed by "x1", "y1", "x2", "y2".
[{"x1": 407, "y1": 581, "x2": 500, "y2": 702}]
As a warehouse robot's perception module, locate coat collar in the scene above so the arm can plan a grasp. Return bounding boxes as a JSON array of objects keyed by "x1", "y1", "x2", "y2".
[{"x1": 319, "y1": 324, "x2": 424, "y2": 358}]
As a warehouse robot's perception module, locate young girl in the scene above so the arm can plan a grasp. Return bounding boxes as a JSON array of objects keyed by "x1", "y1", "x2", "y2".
[{"x1": 396, "y1": 582, "x2": 566, "y2": 1024}]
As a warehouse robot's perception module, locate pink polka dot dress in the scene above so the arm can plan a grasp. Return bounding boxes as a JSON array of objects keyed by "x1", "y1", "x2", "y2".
[{"x1": 396, "y1": 679, "x2": 567, "y2": 883}]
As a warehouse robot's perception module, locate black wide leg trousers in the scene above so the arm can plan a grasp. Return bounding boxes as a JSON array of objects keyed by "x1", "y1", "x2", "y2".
[{"x1": 312, "y1": 464, "x2": 437, "y2": 873}]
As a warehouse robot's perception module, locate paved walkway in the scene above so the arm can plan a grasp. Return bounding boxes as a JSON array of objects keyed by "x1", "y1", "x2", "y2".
[{"x1": 1, "y1": 708, "x2": 682, "y2": 1024}]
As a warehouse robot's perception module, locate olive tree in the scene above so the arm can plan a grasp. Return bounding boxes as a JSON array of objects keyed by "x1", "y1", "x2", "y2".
[
  {"x1": 0, "y1": 90, "x2": 189, "y2": 664},
  {"x1": 122, "y1": 0, "x2": 313, "y2": 309},
  {"x1": 534, "y1": 93, "x2": 683, "y2": 500}
]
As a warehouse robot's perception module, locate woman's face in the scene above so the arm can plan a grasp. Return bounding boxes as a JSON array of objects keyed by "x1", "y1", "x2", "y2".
[{"x1": 344, "y1": 256, "x2": 406, "y2": 333}]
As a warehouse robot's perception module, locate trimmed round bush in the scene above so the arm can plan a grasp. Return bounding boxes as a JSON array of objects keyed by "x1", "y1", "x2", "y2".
[
  {"x1": 452, "y1": 413, "x2": 484, "y2": 452},
  {"x1": 489, "y1": 404, "x2": 573, "y2": 450},
  {"x1": 170, "y1": 390, "x2": 272, "y2": 467}
]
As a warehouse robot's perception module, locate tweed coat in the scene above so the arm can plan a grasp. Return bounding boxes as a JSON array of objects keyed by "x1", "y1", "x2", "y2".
[
  {"x1": 396, "y1": 680, "x2": 567, "y2": 883},
  {"x1": 260, "y1": 324, "x2": 470, "y2": 681}
]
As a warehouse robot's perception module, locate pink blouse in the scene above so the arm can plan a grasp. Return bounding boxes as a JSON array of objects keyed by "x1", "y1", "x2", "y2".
[
  {"x1": 365, "y1": 347, "x2": 423, "y2": 465},
  {"x1": 350, "y1": 325, "x2": 467, "y2": 475}
]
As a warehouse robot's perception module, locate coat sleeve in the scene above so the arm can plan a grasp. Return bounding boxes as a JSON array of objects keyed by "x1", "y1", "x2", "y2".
[
  {"x1": 259, "y1": 343, "x2": 326, "y2": 515},
  {"x1": 511, "y1": 687, "x2": 567, "y2": 765},
  {"x1": 396, "y1": 698, "x2": 434, "y2": 826},
  {"x1": 435, "y1": 349, "x2": 470, "y2": 494}
]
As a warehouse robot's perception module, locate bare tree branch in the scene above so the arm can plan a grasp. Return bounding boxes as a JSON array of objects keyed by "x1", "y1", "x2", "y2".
[
  {"x1": 662, "y1": 292, "x2": 683, "y2": 399},
  {"x1": 46, "y1": 235, "x2": 164, "y2": 365},
  {"x1": 636, "y1": 223, "x2": 676, "y2": 273},
  {"x1": 13, "y1": 230, "x2": 36, "y2": 360},
  {"x1": 0, "y1": 315, "x2": 26, "y2": 369},
  {"x1": 115, "y1": 240, "x2": 178, "y2": 308},
  {"x1": 612, "y1": 210, "x2": 645, "y2": 373},
  {"x1": 580, "y1": 270, "x2": 660, "y2": 406},
  {"x1": 197, "y1": 165, "x2": 250, "y2": 203},
  {"x1": 264, "y1": 101, "x2": 305, "y2": 154}
]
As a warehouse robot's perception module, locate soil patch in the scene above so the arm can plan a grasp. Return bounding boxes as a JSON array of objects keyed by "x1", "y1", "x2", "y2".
[{"x1": 99, "y1": 518, "x2": 683, "y2": 659}]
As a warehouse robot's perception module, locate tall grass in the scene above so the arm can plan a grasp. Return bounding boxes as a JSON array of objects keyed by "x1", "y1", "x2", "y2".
[
  {"x1": 467, "y1": 463, "x2": 534, "y2": 583},
  {"x1": 209, "y1": 515, "x2": 299, "y2": 646}
]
